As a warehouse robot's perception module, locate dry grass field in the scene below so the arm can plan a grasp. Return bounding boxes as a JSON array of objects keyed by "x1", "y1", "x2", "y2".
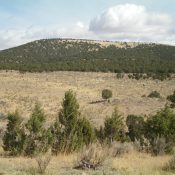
[
  {"x1": 0, "y1": 71, "x2": 175, "y2": 175},
  {"x1": 0, "y1": 149, "x2": 173, "y2": 175},
  {"x1": 0, "y1": 70, "x2": 174, "y2": 126}
]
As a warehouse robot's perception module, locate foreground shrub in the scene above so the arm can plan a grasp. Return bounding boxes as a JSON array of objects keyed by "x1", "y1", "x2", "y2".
[
  {"x1": 25, "y1": 103, "x2": 52, "y2": 156},
  {"x1": 52, "y1": 90, "x2": 95, "y2": 154},
  {"x1": 145, "y1": 106, "x2": 175, "y2": 154},
  {"x1": 35, "y1": 151, "x2": 52, "y2": 174},
  {"x1": 101, "y1": 108, "x2": 126, "y2": 143},
  {"x1": 75, "y1": 143, "x2": 108, "y2": 170},
  {"x1": 102, "y1": 89, "x2": 112, "y2": 101},
  {"x1": 163, "y1": 154, "x2": 175, "y2": 172},
  {"x1": 110, "y1": 141, "x2": 134, "y2": 157},
  {"x1": 126, "y1": 115, "x2": 145, "y2": 145},
  {"x1": 152, "y1": 137, "x2": 167, "y2": 156},
  {"x1": 148, "y1": 91, "x2": 161, "y2": 98},
  {"x1": 95, "y1": 126, "x2": 105, "y2": 144},
  {"x1": 3, "y1": 111, "x2": 26, "y2": 156},
  {"x1": 167, "y1": 91, "x2": 175, "y2": 108}
]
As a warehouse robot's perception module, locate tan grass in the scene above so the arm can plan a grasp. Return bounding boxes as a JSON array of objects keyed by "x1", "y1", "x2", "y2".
[
  {"x1": 112, "y1": 151, "x2": 171, "y2": 174},
  {"x1": 0, "y1": 71, "x2": 174, "y2": 128},
  {"x1": 0, "y1": 150, "x2": 173, "y2": 175}
]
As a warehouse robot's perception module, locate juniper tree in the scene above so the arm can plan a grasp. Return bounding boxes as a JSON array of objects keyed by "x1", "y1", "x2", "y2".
[
  {"x1": 145, "y1": 106, "x2": 175, "y2": 154},
  {"x1": 104, "y1": 108, "x2": 125, "y2": 143},
  {"x1": 126, "y1": 115, "x2": 145, "y2": 145},
  {"x1": 53, "y1": 90, "x2": 95, "y2": 154},
  {"x1": 102, "y1": 89, "x2": 112, "y2": 101},
  {"x1": 25, "y1": 102, "x2": 52, "y2": 156},
  {"x1": 3, "y1": 111, "x2": 26, "y2": 155}
]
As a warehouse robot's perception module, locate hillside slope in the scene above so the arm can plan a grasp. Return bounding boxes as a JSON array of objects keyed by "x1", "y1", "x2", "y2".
[{"x1": 0, "y1": 39, "x2": 175, "y2": 73}]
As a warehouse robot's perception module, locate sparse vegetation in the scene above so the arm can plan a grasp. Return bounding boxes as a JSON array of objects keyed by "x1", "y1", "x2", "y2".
[
  {"x1": 116, "y1": 73, "x2": 124, "y2": 79},
  {"x1": 1, "y1": 71, "x2": 175, "y2": 174},
  {"x1": 167, "y1": 91, "x2": 175, "y2": 108},
  {"x1": 128, "y1": 73, "x2": 171, "y2": 81},
  {"x1": 75, "y1": 143, "x2": 107, "y2": 170},
  {"x1": 35, "y1": 151, "x2": 52, "y2": 174},
  {"x1": 148, "y1": 91, "x2": 161, "y2": 98},
  {"x1": 164, "y1": 154, "x2": 175, "y2": 173}
]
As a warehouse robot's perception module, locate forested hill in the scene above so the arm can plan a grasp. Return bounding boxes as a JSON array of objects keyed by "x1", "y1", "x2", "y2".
[{"x1": 0, "y1": 38, "x2": 175, "y2": 73}]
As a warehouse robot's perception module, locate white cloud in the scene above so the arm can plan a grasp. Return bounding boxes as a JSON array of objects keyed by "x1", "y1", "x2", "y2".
[
  {"x1": 0, "y1": 23, "x2": 94, "y2": 50},
  {"x1": 89, "y1": 4, "x2": 175, "y2": 44},
  {"x1": 0, "y1": 4, "x2": 175, "y2": 50}
]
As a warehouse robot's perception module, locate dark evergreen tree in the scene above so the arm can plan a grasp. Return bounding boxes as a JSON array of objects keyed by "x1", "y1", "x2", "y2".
[
  {"x1": 25, "y1": 102, "x2": 52, "y2": 156},
  {"x1": 52, "y1": 90, "x2": 95, "y2": 154},
  {"x1": 3, "y1": 111, "x2": 26, "y2": 155},
  {"x1": 104, "y1": 108, "x2": 125, "y2": 143},
  {"x1": 102, "y1": 89, "x2": 112, "y2": 101},
  {"x1": 145, "y1": 106, "x2": 175, "y2": 154},
  {"x1": 126, "y1": 115, "x2": 145, "y2": 145}
]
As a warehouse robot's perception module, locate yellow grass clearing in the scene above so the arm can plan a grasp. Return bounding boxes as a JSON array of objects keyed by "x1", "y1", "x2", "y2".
[
  {"x1": 0, "y1": 71, "x2": 174, "y2": 128},
  {"x1": 112, "y1": 151, "x2": 172, "y2": 175},
  {"x1": 0, "y1": 151, "x2": 173, "y2": 175}
]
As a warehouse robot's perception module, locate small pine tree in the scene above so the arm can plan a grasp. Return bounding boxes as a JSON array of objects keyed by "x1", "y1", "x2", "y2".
[
  {"x1": 77, "y1": 117, "x2": 96, "y2": 146},
  {"x1": 95, "y1": 126, "x2": 105, "y2": 144},
  {"x1": 52, "y1": 90, "x2": 95, "y2": 154},
  {"x1": 126, "y1": 115, "x2": 145, "y2": 145},
  {"x1": 104, "y1": 108, "x2": 125, "y2": 143},
  {"x1": 25, "y1": 102, "x2": 51, "y2": 156},
  {"x1": 58, "y1": 90, "x2": 81, "y2": 153},
  {"x1": 59, "y1": 90, "x2": 80, "y2": 131},
  {"x1": 3, "y1": 111, "x2": 26, "y2": 155}
]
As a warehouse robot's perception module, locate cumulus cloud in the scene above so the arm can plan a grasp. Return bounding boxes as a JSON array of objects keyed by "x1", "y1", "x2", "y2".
[
  {"x1": 0, "y1": 3, "x2": 175, "y2": 50},
  {"x1": 89, "y1": 4, "x2": 175, "y2": 44},
  {"x1": 0, "y1": 22, "x2": 94, "y2": 50}
]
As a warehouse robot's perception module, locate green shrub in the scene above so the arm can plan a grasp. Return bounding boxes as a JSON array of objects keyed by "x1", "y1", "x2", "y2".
[
  {"x1": 102, "y1": 89, "x2": 112, "y2": 101},
  {"x1": 148, "y1": 91, "x2": 161, "y2": 98},
  {"x1": 50, "y1": 118, "x2": 62, "y2": 155},
  {"x1": 25, "y1": 103, "x2": 52, "y2": 156},
  {"x1": 145, "y1": 106, "x2": 175, "y2": 154},
  {"x1": 52, "y1": 90, "x2": 95, "y2": 154},
  {"x1": 95, "y1": 126, "x2": 105, "y2": 144},
  {"x1": 77, "y1": 117, "x2": 96, "y2": 146},
  {"x1": 103, "y1": 108, "x2": 126, "y2": 143},
  {"x1": 151, "y1": 73, "x2": 171, "y2": 81},
  {"x1": 116, "y1": 73, "x2": 124, "y2": 79},
  {"x1": 167, "y1": 91, "x2": 175, "y2": 108},
  {"x1": 75, "y1": 143, "x2": 108, "y2": 170},
  {"x1": 3, "y1": 111, "x2": 26, "y2": 155},
  {"x1": 126, "y1": 115, "x2": 145, "y2": 145}
]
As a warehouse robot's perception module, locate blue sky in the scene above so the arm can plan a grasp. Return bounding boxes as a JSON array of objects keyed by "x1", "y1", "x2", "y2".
[{"x1": 0, "y1": 0, "x2": 175, "y2": 49}]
